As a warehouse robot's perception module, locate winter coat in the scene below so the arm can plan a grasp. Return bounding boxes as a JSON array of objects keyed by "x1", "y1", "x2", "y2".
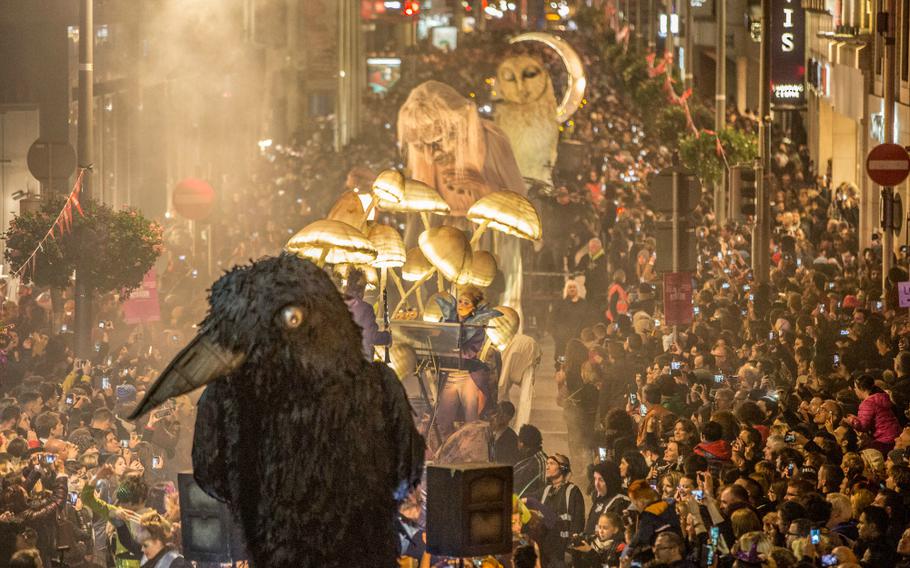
[
  {"x1": 694, "y1": 439, "x2": 732, "y2": 462},
  {"x1": 628, "y1": 500, "x2": 681, "y2": 552},
  {"x1": 850, "y1": 391, "x2": 901, "y2": 453}
]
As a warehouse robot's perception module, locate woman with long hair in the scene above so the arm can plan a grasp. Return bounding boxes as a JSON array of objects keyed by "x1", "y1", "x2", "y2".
[
  {"x1": 619, "y1": 450, "x2": 649, "y2": 489},
  {"x1": 434, "y1": 285, "x2": 503, "y2": 440}
]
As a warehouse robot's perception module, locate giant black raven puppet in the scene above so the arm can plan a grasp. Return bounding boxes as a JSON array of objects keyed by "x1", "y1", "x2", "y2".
[{"x1": 130, "y1": 254, "x2": 425, "y2": 567}]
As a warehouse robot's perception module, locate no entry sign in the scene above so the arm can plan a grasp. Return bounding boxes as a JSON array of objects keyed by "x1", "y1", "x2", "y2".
[
  {"x1": 866, "y1": 143, "x2": 910, "y2": 187},
  {"x1": 173, "y1": 178, "x2": 215, "y2": 221}
]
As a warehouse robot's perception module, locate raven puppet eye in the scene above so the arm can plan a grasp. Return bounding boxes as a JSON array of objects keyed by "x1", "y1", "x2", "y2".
[{"x1": 279, "y1": 306, "x2": 304, "y2": 329}]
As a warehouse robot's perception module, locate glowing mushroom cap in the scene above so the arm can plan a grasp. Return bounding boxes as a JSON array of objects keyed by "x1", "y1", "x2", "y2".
[
  {"x1": 487, "y1": 306, "x2": 520, "y2": 350},
  {"x1": 388, "y1": 344, "x2": 418, "y2": 380},
  {"x1": 327, "y1": 191, "x2": 367, "y2": 231},
  {"x1": 285, "y1": 219, "x2": 377, "y2": 265},
  {"x1": 467, "y1": 191, "x2": 542, "y2": 241},
  {"x1": 423, "y1": 292, "x2": 454, "y2": 322},
  {"x1": 372, "y1": 169, "x2": 405, "y2": 204},
  {"x1": 402, "y1": 247, "x2": 433, "y2": 282},
  {"x1": 467, "y1": 250, "x2": 498, "y2": 288},
  {"x1": 368, "y1": 224, "x2": 406, "y2": 268},
  {"x1": 379, "y1": 178, "x2": 451, "y2": 215},
  {"x1": 418, "y1": 226, "x2": 473, "y2": 284}
]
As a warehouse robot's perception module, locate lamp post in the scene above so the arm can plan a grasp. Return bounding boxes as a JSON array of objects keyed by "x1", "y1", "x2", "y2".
[
  {"x1": 713, "y1": 0, "x2": 726, "y2": 224},
  {"x1": 75, "y1": 0, "x2": 94, "y2": 358},
  {"x1": 754, "y1": 0, "x2": 771, "y2": 286}
]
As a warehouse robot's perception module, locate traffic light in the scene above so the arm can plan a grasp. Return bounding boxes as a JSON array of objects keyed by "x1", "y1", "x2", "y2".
[
  {"x1": 649, "y1": 166, "x2": 701, "y2": 273},
  {"x1": 403, "y1": 1, "x2": 420, "y2": 15},
  {"x1": 730, "y1": 165, "x2": 756, "y2": 219}
]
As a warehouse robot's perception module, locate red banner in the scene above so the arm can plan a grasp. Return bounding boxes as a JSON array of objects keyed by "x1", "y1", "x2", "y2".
[
  {"x1": 663, "y1": 272, "x2": 694, "y2": 326},
  {"x1": 122, "y1": 269, "x2": 161, "y2": 325}
]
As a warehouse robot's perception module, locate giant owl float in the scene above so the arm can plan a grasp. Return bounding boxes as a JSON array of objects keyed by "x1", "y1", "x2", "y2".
[{"x1": 494, "y1": 33, "x2": 587, "y2": 187}]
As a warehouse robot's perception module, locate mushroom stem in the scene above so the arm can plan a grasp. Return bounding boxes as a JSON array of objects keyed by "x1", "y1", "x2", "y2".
[
  {"x1": 469, "y1": 220, "x2": 490, "y2": 248},
  {"x1": 316, "y1": 247, "x2": 329, "y2": 268},
  {"x1": 363, "y1": 195, "x2": 380, "y2": 224},
  {"x1": 420, "y1": 212, "x2": 431, "y2": 231},
  {"x1": 393, "y1": 270, "x2": 435, "y2": 315}
]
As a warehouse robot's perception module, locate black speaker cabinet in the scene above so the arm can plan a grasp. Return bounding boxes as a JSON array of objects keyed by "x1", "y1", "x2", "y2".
[
  {"x1": 177, "y1": 473, "x2": 248, "y2": 563},
  {"x1": 426, "y1": 463, "x2": 513, "y2": 557}
]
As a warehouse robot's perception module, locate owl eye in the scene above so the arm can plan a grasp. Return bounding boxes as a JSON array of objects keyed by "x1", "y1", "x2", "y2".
[
  {"x1": 279, "y1": 305, "x2": 304, "y2": 329},
  {"x1": 522, "y1": 68, "x2": 541, "y2": 79},
  {"x1": 503, "y1": 71, "x2": 516, "y2": 81}
]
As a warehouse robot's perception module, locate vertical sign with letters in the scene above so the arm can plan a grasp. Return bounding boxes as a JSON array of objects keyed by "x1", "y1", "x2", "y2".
[{"x1": 770, "y1": 0, "x2": 806, "y2": 107}]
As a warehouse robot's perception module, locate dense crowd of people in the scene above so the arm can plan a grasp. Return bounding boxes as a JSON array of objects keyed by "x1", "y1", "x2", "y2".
[
  {"x1": 0, "y1": 7, "x2": 904, "y2": 568},
  {"x1": 484, "y1": 16, "x2": 907, "y2": 568}
]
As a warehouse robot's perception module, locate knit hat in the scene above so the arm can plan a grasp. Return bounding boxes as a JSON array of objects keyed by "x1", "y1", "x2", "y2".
[{"x1": 116, "y1": 384, "x2": 137, "y2": 404}]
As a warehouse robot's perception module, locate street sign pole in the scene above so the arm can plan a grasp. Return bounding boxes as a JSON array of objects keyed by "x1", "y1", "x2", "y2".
[{"x1": 881, "y1": 0, "x2": 897, "y2": 304}]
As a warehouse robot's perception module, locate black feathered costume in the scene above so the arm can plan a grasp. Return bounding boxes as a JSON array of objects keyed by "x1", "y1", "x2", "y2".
[{"x1": 130, "y1": 254, "x2": 425, "y2": 567}]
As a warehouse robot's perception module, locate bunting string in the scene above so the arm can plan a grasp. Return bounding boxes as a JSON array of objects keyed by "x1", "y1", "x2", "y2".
[
  {"x1": 11, "y1": 168, "x2": 88, "y2": 280},
  {"x1": 644, "y1": 49, "x2": 732, "y2": 168}
]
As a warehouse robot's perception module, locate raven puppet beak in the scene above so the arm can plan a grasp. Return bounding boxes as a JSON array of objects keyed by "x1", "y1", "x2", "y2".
[{"x1": 128, "y1": 333, "x2": 245, "y2": 419}]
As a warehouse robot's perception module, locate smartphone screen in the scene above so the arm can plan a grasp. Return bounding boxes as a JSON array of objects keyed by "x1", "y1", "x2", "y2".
[
  {"x1": 152, "y1": 456, "x2": 162, "y2": 469},
  {"x1": 639, "y1": 404, "x2": 648, "y2": 417},
  {"x1": 810, "y1": 528, "x2": 820, "y2": 544},
  {"x1": 630, "y1": 392, "x2": 638, "y2": 405},
  {"x1": 68, "y1": 491, "x2": 78, "y2": 505},
  {"x1": 101, "y1": 377, "x2": 110, "y2": 390},
  {"x1": 714, "y1": 374, "x2": 724, "y2": 384},
  {"x1": 705, "y1": 543, "x2": 715, "y2": 565},
  {"x1": 710, "y1": 526, "x2": 719, "y2": 545},
  {"x1": 692, "y1": 489, "x2": 704, "y2": 501},
  {"x1": 598, "y1": 447, "x2": 607, "y2": 461},
  {"x1": 120, "y1": 439, "x2": 129, "y2": 448}
]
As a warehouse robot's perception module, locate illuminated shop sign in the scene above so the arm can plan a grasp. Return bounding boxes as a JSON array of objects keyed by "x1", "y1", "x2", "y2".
[
  {"x1": 770, "y1": 0, "x2": 806, "y2": 107},
  {"x1": 773, "y1": 84, "x2": 805, "y2": 99}
]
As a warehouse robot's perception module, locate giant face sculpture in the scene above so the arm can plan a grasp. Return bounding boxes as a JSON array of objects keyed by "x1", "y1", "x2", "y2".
[
  {"x1": 497, "y1": 55, "x2": 551, "y2": 105},
  {"x1": 398, "y1": 81, "x2": 495, "y2": 216}
]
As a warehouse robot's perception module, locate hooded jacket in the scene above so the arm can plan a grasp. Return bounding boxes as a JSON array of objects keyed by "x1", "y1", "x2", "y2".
[{"x1": 850, "y1": 391, "x2": 901, "y2": 452}]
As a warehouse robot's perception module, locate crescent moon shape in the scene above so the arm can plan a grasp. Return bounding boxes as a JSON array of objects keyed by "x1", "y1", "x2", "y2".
[{"x1": 509, "y1": 32, "x2": 587, "y2": 123}]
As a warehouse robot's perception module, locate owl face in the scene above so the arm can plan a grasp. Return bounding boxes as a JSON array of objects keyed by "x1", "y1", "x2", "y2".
[{"x1": 497, "y1": 56, "x2": 551, "y2": 104}]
